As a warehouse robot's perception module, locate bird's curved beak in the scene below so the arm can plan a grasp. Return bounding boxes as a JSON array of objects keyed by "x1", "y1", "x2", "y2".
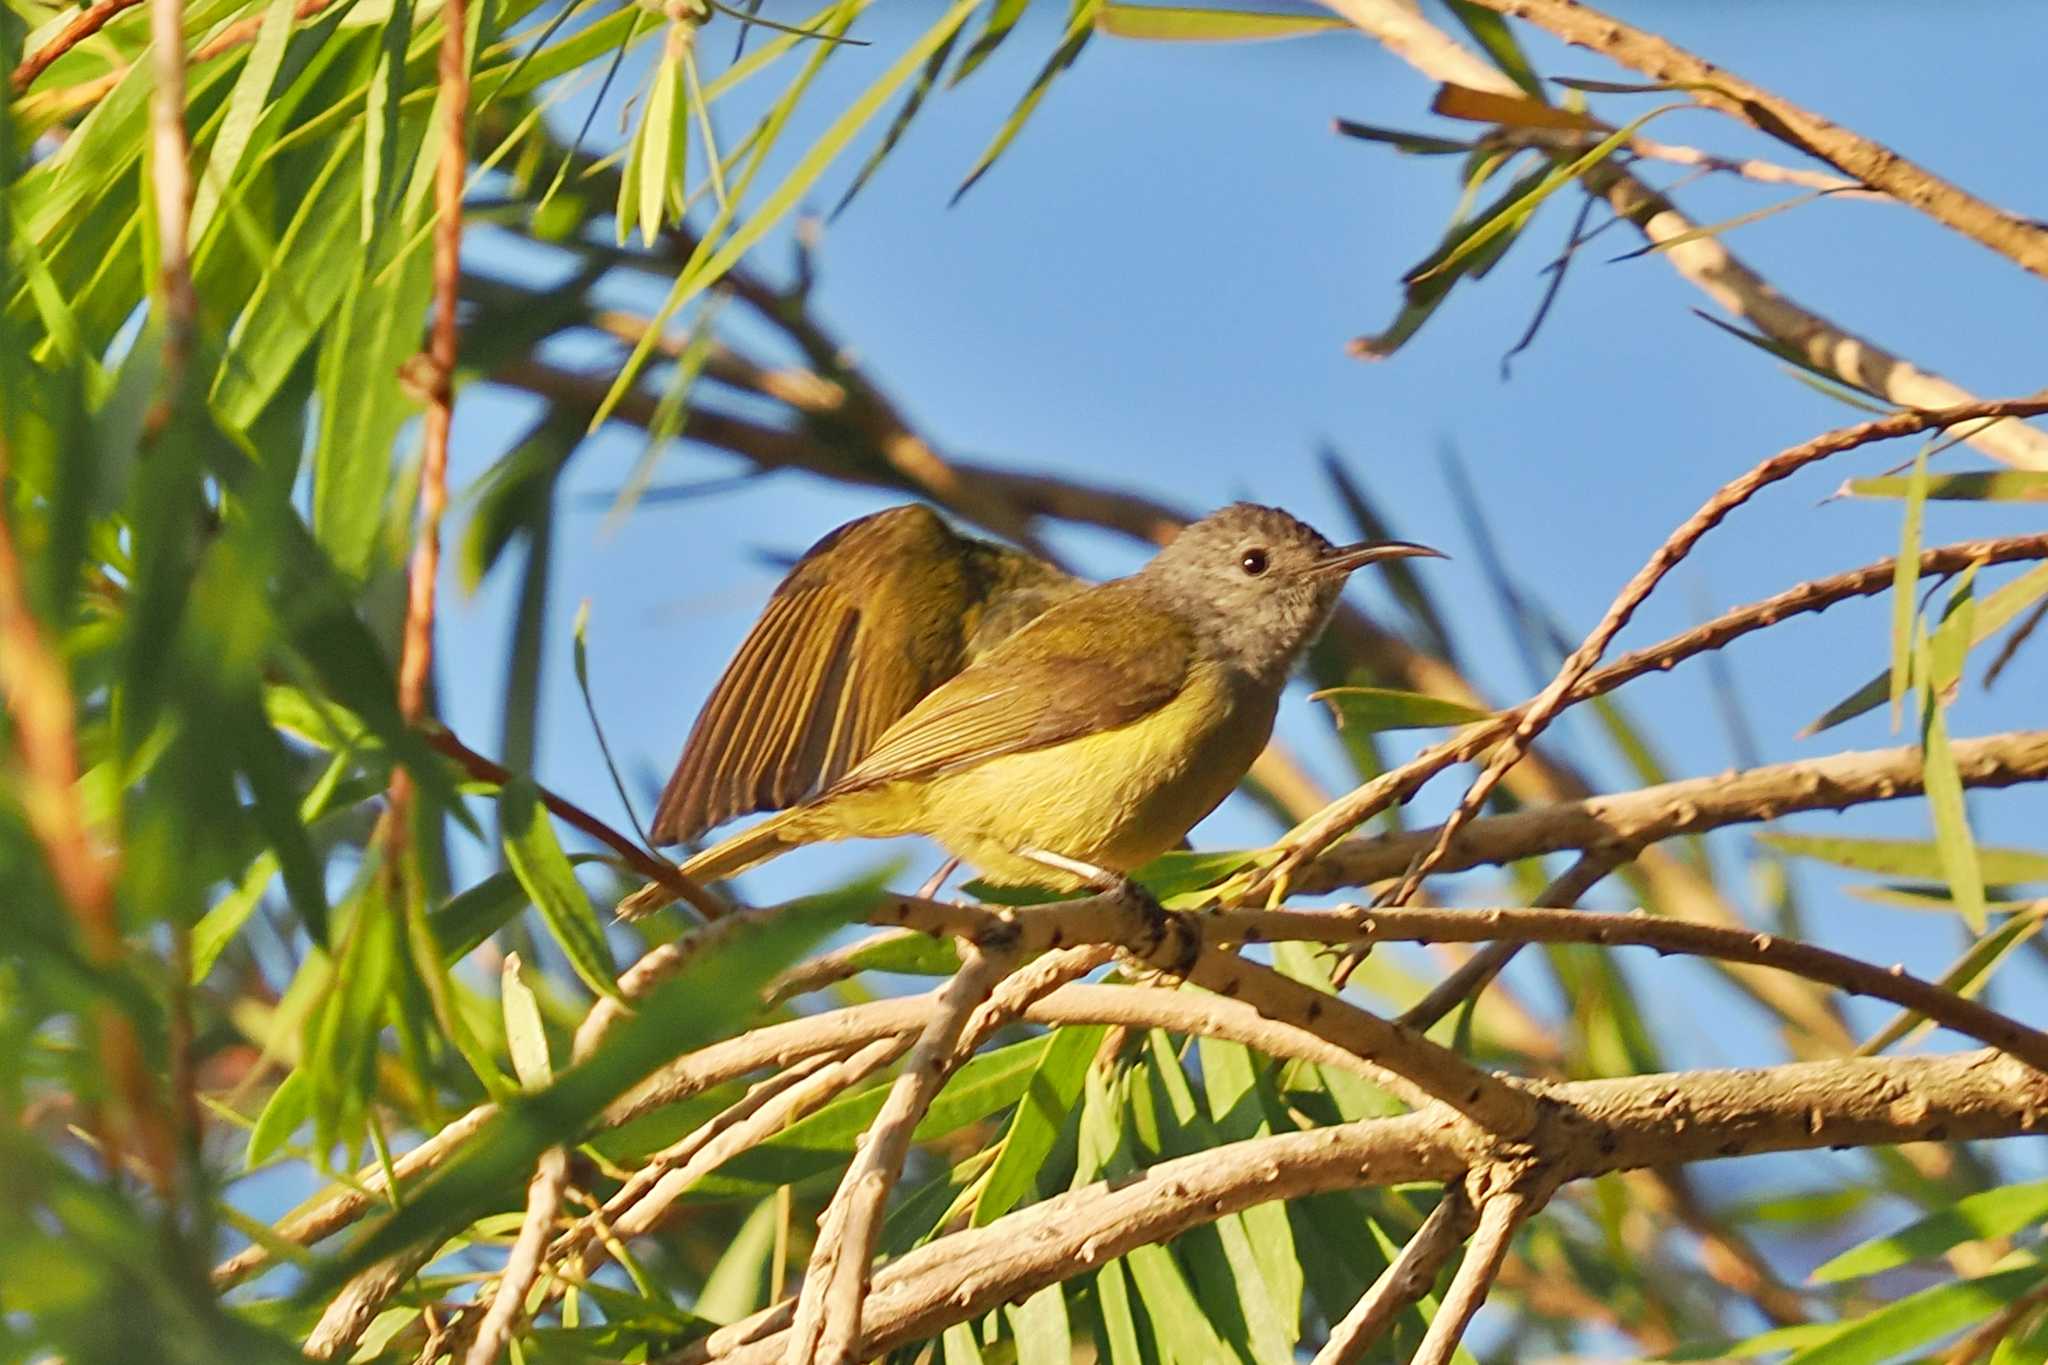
[{"x1": 1310, "y1": 540, "x2": 1447, "y2": 577}]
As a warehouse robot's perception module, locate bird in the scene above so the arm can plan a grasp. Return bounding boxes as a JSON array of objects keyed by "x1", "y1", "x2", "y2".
[
  {"x1": 645, "y1": 502, "x2": 1081, "y2": 849},
  {"x1": 619, "y1": 502, "x2": 1440, "y2": 915}
]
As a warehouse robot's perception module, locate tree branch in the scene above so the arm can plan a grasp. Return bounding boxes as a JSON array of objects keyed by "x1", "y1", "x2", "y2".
[
  {"x1": 1311, "y1": 1188, "x2": 1476, "y2": 1365},
  {"x1": 1412, "y1": 1176, "x2": 1544, "y2": 1365},
  {"x1": 690, "y1": 1049, "x2": 2048, "y2": 1362},
  {"x1": 1377, "y1": 398, "x2": 2048, "y2": 905},
  {"x1": 1464, "y1": 0, "x2": 2048, "y2": 279},
  {"x1": 1317, "y1": 0, "x2": 2048, "y2": 470}
]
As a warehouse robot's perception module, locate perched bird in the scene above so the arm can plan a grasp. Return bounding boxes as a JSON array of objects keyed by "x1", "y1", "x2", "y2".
[
  {"x1": 621, "y1": 502, "x2": 1439, "y2": 915},
  {"x1": 646, "y1": 503, "x2": 1080, "y2": 848}
]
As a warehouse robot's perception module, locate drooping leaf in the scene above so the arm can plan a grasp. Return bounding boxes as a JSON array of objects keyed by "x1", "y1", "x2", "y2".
[
  {"x1": 498, "y1": 778, "x2": 620, "y2": 1000},
  {"x1": 301, "y1": 889, "x2": 857, "y2": 1294}
]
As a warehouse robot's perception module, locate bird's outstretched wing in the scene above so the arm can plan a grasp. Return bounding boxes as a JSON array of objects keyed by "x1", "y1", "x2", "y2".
[
  {"x1": 828, "y1": 586, "x2": 1193, "y2": 793},
  {"x1": 650, "y1": 508, "x2": 963, "y2": 844}
]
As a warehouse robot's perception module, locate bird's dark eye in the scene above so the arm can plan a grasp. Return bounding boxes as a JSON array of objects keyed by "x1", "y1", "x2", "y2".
[{"x1": 1239, "y1": 547, "x2": 1269, "y2": 576}]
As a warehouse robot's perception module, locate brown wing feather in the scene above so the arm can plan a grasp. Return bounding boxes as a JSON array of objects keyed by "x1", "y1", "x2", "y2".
[{"x1": 827, "y1": 586, "x2": 1194, "y2": 794}]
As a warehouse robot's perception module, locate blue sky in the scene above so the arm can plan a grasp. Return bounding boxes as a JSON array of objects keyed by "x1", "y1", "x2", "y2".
[{"x1": 428, "y1": 0, "x2": 2048, "y2": 1249}]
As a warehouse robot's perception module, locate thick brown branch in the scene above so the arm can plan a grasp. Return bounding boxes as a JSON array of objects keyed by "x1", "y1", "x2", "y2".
[{"x1": 692, "y1": 1049, "x2": 2048, "y2": 1362}]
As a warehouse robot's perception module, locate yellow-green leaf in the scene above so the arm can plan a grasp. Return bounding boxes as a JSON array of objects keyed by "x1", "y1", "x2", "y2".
[
  {"x1": 1096, "y1": 3, "x2": 1346, "y2": 42},
  {"x1": 1309, "y1": 686, "x2": 1493, "y2": 733},
  {"x1": 501, "y1": 953, "x2": 553, "y2": 1089},
  {"x1": 1888, "y1": 445, "x2": 1931, "y2": 728}
]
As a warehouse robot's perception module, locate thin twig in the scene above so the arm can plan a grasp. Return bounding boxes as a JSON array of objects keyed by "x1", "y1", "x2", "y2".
[
  {"x1": 1461, "y1": 0, "x2": 2048, "y2": 279},
  {"x1": 425, "y1": 727, "x2": 726, "y2": 920},
  {"x1": 784, "y1": 945, "x2": 1018, "y2": 1365},
  {"x1": 1312, "y1": 1188, "x2": 1476, "y2": 1364},
  {"x1": 1393, "y1": 850, "x2": 1621, "y2": 1026},
  {"x1": 9, "y1": 0, "x2": 142, "y2": 91},
  {"x1": 462, "y1": 1146, "x2": 568, "y2": 1365},
  {"x1": 1314, "y1": 0, "x2": 2048, "y2": 470},
  {"x1": 1411, "y1": 1178, "x2": 1542, "y2": 1365},
  {"x1": 1387, "y1": 397, "x2": 2048, "y2": 905}
]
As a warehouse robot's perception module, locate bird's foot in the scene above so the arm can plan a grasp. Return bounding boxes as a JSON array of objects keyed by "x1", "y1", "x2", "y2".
[{"x1": 1019, "y1": 849, "x2": 1198, "y2": 977}]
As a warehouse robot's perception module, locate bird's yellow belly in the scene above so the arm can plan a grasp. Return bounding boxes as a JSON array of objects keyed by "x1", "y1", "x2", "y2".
[{"x1": 869, "y1": 662, "x2": 1277, "y2": 888}]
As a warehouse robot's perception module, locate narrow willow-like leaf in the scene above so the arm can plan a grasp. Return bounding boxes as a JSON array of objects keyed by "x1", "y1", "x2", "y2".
[
  {"x1": 1888, "y1": 445, "x2": 1931, "y2": 728},
  {"x1": 975, "y1": 1024, "x2": 1106, "y2": 1225},
  {"x1": 302, "y1": 892, "x2": 855, "y2": 1293},
  {"x1": 1353, "y1": 162, "x2": 1547, "y2": 358},
  {"x1": 1331, "y1": 117, "x2": 1474, "y2": 156},
  {"x1": 831, "y1": 23, "x2": 961, "y2": 218},
  {"x1": 600, "y1": 0, "x2": 984, "y2": 429},
  {"x1": 1785, "y1": 1264, "x2": 2048, "y2": 1365},
  {"x1": 1444, "y1": 0, "x2": 1544, "y2": 96},
  {"x1": 361, "y1": 0, "x2": 416, "y2": 240},
  {"x1": 1799, "y1": 561, "x2": 2048, "y2": 738},
  {"x1": 1006, "y1": 1284, "x2": 1071, "y2": 1365},
  {"x1": 245, "y1": 1068, "x2": 315, "y2": 1170},
  {"x1": 1920, "y1": 643, "x2": 1986, "y2": 930},
  {"x1": 1856, "y1": 906, "x2": 2045, "y2": 1056},
  {"x1": 1095, "y1": 3, "x2": 1347, "y2": 42},
  {"x1": 1612, "y1": 188, "x2": 1841, "y2": 261},
  {"x1": 1308, "y1": 686, "x2": 1492, "y2": 732},
  {"x1": 1430, "y1": 83, "x2": 1596, "y2": 131},
  {"x1": 500, "y1": 953, "x2": 554, "y2": 1089},
  {"x1": 695, "y1": 1196, "x2": 780, "y2": 1323},
  {"x1": 499, "y1": 778, "x2": 621, "y2": 999},
  {"x1": 1755, "y1": 833, "x2": 2048, "y2": 885},
  {"x1": 1414, "y1": 104, "x2": 1684, "y2": 283},
  {"x1": 952, "y1": 0, "x2": 1100, "y2": 204},
  {"x1": 1845, "y1": 470, "x2": 2048, "y2": 502},
  {"x1": 189, "y1": 0, "x2": 298, "y2": 245},
  {"x1": 951, "y1": 0, "x2": 1029, "y2": 86}
]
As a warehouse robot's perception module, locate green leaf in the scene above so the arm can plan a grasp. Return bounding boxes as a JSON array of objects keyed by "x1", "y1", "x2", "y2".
[
  {"x1": 1006, "y1": 1284, "x2": 1072, "y2": 1365},
  {"x1": 498, "y1": 778, "x2": 620, "y2": 1000},
  {"x1": 831, "y1": 22, "x2": 961, "y2": 218},
  {"x1": 975, "y1": 1024, "x2": 1106, "y2": 1224},
  {"x1": 695, "y1": 1195, "x2": 780, "y2": 1323},
  {"x1": 600, "y1": 0, "x2": 981, "y2": 428},
  {"x1": 1095, "y1": 4, "x2": 1347, "y2": 42},
  {"x1": 1330, "y1": 118, "x2": 1474, "y2": 156},
  {"x1": 1857, "y1": 906, "x2": 2046, "y2": 1055},
  {"x1": 1888, "y1": 445, "x2": 1931, "y2": 728},
  {"x1": 1920, "y1": 660, "x2": 1986, "y2": 931},
  {"x1": 245, "y1": 1068, "x2": 315, "y2": 1169},
  {"x1": 500, "y1": 952, "x2": 554, "y2": 1089},
  {"x1": 311, "y1": 230, "x2": 434, "y2": 582},
  {"x1": 430, "y1": 856, "x2": 605, "y2": 963},
  {"x1": 1443, "y1": 0, "x2": 1543, "y2": 97},
  {"x1": 1845, "y1": 471, "x2": 2048, "y2": 502},
  {"x1": 189, "y1": 0, "x2": 299, "y2": 245},
  {"x1": 1352, "y1": 160, "x2": 1550, "y2": 359},
  {"x1": 951, "y1": 0, "x2": 1030, "y2": 86},
  {"x1": 952, "y1": 0, "x2": 1099, "y2": 203},
  {"x1": 1414, "y1": 104, "x2": 1684, "y2": 283},
  {"x1": 301, "y1": 890, "x2": 855, "y2": 1295},
  {"x1": 1755, "y1": 834, "x2": 2048, "y2": 886},
  {"x1": 1308, "y1": 686, "x2": 1492, "y2": 733},
  {"x1": 1799, "y1": 561, "x2": 2048, "y2": 738},
  {"x1": 1786, "y1": 1264, "x2": 2048, "y2": 1365}
]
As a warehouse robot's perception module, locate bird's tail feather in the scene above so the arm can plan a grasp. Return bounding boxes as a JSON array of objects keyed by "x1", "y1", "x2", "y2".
[{"x1": 614, "y1": 807, "x2": 814, "y2": 921}]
